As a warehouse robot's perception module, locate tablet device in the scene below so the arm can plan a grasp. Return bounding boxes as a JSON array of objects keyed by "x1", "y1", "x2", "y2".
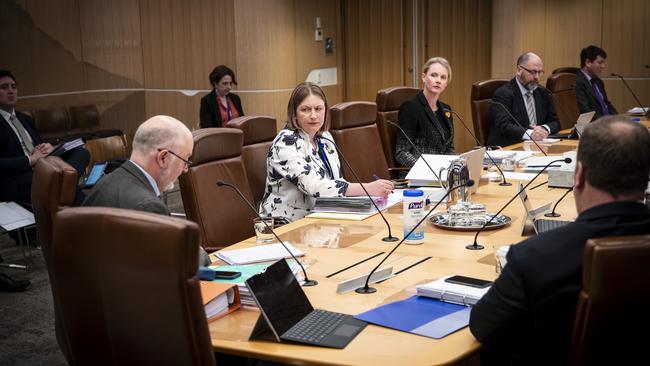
[{"x1": 84, "y1": 162, "x2": 107, "y2": 188}]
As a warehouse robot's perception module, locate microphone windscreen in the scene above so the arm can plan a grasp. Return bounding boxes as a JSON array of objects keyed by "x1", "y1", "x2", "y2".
[
  {"x1": 216, "y1": 181, "x2": 225, "y2": 186},
  {"x1": 466, "y1": 179, "x2": 475, "y2": 187},
  {"x1": 564, "y1": 158, "x2": 572, "y2": 164}
]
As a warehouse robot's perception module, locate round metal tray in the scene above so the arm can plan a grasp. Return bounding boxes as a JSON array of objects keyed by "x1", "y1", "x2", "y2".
[{"x1": 428, "y1": 213, "x2": 511, "y2": 232}]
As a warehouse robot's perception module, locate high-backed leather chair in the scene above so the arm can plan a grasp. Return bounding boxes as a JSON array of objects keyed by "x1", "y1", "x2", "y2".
[
  {"x1": 329, "y1": 101, "x2": 390, "y2": 182},
  {"x1": 568, "y1": 235, "x2": 650, "y2": 365},
  {"x1": 51, "y1": 207, "x2": 215, "y2": 366},
  {"x1": 375, "y1": 86, "x2": 419, "y2": 174},
  {"x1": 83, "y1": 132, "x2": 129, "y2": 173},
  {"x1": 470, "y1": 79, "x2": 509, "y2": 146},
  {"x1": 226, "y1": 115, "x2": 277, "y2": 205},
  {"x1": 546, "y1": 72, "x2": 580, "y2": 130},
  {"x1": 30, "y1": 156, "x2": 78, "y2": 363},
  {"x1": 34, "y1": 107, "x2": 71, "y2": 143},
  {"x1": 68, "y1": 104, "x2": 100, "y2": 137},
  {"x1": 179, "y1": 128, "x2": 256, "y2": 251},
  {"x1": 552, "y1": 66, "x2": 580, "y2": 75}
]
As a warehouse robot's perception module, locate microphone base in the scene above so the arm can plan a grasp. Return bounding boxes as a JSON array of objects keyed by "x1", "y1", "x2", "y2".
[
  {"x1": 355, "y1": 286, "x2": 377, "y2": 294},
  {"x1": 465, "y1": 244, "x2": 485, "y2": 250},
  {"x1": 544, "y1": 212, "x2": 561, "y2": 218},
  {"x1": 499, "y1": 181, "x2": 512, "y2": 186},
  {"x1": 302, "y1": 279, "x2": 318, "y2": 287},
  {"x1": 382, "y1": 235, "x2": 400, "y2": 242}
]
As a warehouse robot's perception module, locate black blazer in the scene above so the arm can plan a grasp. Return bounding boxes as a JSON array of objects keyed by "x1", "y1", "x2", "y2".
[
  {"x1": 395, "y1": 91, "x2": 455, "y2": 167},
  {"x1": 199, "y1": 89, "x2": 244, "y2": 128},
  {"x1": 0, "y1": 112, "x2": 42, "y2": 202},
  {"x1": 575, "y1": 70, "x2": 618, "y2": 120},
  {"x1": 469, "y1": 201, "x2": 650, "y2": 365},
  {"x1": 487, "y1": 78, "x2": 560, "y2": 147}
]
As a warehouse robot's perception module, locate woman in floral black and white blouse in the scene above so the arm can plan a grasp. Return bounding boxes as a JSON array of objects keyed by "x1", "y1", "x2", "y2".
[{"x1": 259, "y1": 82, "x2": 393, "y2": 222}]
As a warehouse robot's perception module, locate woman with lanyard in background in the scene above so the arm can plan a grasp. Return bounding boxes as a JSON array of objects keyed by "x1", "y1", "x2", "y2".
[
  {"x1": 259, "y1": 82, "x2": 393, "y2": 222},
  {"x1": 199, "y1": 65, "x2": 244, "y2": 128}
]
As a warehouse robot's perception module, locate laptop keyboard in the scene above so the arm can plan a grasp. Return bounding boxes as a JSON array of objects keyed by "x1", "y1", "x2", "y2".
[
  {"x1": 283, "y1": 309, "x2": 348, "y2": 344},
  {"x1": 535, "y1": 219, "x2": 571, "y2": 233}
]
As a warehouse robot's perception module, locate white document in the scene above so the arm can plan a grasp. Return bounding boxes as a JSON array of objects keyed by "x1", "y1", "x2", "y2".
[
  {"x1": 0, "y1": 202, "x2": 35, "y2": 231},
  {"x1": 523, "y1": 156, "x2": 570, "y2": 172},
  {"x1": 416, "y1": 276, "x2": 491, "y2": 306},
  {"x1": 216, "y1": 243, "x2": 305, "y2": 265},
  {"x1": 503, "y1": 172, "x2": 540, "y2": 181},
  {"x1": 405, "y1": 154, "x2": 456, "y2": 186}
]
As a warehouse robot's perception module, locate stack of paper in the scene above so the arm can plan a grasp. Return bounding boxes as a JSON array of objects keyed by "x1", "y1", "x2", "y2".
[
  {"x1": 51, "y1": 138, "x2": 85, "y2": 157},
  {"x1": 199, "y1": 281, "x2": 241, "y2": 321},
  {"x1": 416, "y1": 276, "x2": 491, "y2": 306},
  {"x1": 216, "y1": 243, "x2": 305, "y2": 265},
  {"x1": 0, "y1": 202, "x2": 35, "y2": 231},
  {"x1": 314, "y1": 196, "x2": 387, "y2": 214}
]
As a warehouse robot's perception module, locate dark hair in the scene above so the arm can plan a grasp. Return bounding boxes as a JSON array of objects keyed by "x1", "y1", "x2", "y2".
[
  {"x1": 580, "y1": 45, "x2": 607, "y2": 68},
  {"x1": 0, "y1": 70, "x2": 16, "y2": 83},
  {"x1": 208, "y1": 65, "x2": 237, "y2": 87},
  {"x1": 286, "y1": 82, "x2": 329, "y2": 133},
  {"x1": 578, "y1": 116, "x2": 650, "y2": 196}
]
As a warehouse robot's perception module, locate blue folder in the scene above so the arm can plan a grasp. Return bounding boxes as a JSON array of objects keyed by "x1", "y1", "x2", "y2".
[{"x1": 354, "y1": 295, "x2": 471, "y2": 339}]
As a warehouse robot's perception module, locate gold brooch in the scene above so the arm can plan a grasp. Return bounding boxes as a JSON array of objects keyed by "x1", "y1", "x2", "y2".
[{"x1": 445, "y1": 111, "x2": 451, "y2": 119}]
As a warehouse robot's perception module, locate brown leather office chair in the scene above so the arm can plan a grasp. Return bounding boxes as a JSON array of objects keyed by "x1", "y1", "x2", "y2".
[
  {"x1": 546, "y1": 72, "x2": 580, "y2": 130},
  {"x1": 375, "y1": 86, "x2": 419, "y2": 177},
  {"x1": 226, "y1": 115, "x2": 277, "y2": 206},
  {"x1": 30, "y1": 156, "x2": 79, "y2": 363},
  {"x1": 568, "y1": 235, "x2": 650, "y2": 365},
  {"x1": 330, "y1": 101, "x2": 391, "y2": 182},
  {"x1": 470, "y1": 79, "x2": 508, "y2": 146},
  {"x1": 552, "y1": 66, "x2": 580, "y2": 75},
  {"x1": 179, "y1": 128, "x2": 256, "y2": 251},
  {"x1": 68, "y1": 104, "x2": 100, "y2": 137},
  {"x1": 33, "y1": 107, "x2": 71, "y2": 143},
  {"x1": 83, "y1": 132, "x2": 129, "y2": 173},
  {"x1": 51, "y1": 207, "x2": 215, "y2": 366}
]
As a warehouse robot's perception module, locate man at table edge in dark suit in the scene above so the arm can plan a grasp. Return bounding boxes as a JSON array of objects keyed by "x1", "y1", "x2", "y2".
[
  {"x1": 576, "y1": 45, "x2": 618, "y2": 120},
  {"x1": 0, "y1": 69, "x2": 89, "y2": 206},
  {"x1": 470, "y1": 116, "x2": 650, "y2": 365},
  {"x1": 487, "y1": 52, "x2": 560, "y2": 147},
  {"x1": 83, "y1": 115, "x2": 211, "y2": 267}
]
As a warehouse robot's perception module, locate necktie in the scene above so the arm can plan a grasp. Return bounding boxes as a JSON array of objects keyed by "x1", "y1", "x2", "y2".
[
  {"x1": 526, "y1": 92, "x2": 537, "y2": 126},
  {"x1": 590, "y1": 79, "x2": 610, "y2": 115},
  {"x1": 7, "y1": 114, "x2": 34, "y2": 155}
]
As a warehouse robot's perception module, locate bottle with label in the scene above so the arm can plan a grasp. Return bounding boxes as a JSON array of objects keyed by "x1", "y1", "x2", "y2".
[{"x1": 403, "y1": 189, "x2": 425, "y2": 245}]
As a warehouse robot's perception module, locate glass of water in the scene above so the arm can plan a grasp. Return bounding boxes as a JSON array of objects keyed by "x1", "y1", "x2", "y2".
[{"x1": 253, "y1": 217, "x2": 275, "y2": 244}]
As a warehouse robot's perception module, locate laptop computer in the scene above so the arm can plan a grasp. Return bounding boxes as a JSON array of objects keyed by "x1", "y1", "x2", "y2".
[
  {"x1": 549, "y1": 111, "x2": 596, "y2": 139},
  {"x1": 517, "y1": 183, "x2": 571, "y2": 234},
  {"x1": 246, "y1": 259, "x2": 367, "y2": 349},
  {"x1": 460, "y1": 147, "x2": 485, "y2": 195}
]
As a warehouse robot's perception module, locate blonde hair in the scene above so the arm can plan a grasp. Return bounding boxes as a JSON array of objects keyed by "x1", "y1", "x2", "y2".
[{"x1": 422, "y1": 57, "x2": 452, "y2": 82}]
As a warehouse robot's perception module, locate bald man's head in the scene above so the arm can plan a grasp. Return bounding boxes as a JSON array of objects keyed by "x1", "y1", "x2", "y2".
[{"x1": 132, "y1": 115, "x2": 192, "y2": 156}]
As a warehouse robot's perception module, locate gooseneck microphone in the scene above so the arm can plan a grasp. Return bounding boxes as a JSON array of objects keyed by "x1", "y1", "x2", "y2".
[
  {"x1": 442, "y1": 108, "x2": 511, "y2": 186},
  {"x1": 611, "y1": 73, "x2": 650, "y2": 118},
  {"x1": 356, "y1": 179, "x2": 475, "y2": 294},
  {"x1": 216, "y1": 181, "x2": 318, "y2": 286},
  {"x1": 491, "y1": 100, "x2": 549, "y2": 156},
  {"x1": 386, "y1": 120, "x2": 443, "y2": 183},
  {"x1": 466, "y1": 158, "x2": 572, "y2": 250},
  {"x1": 317, "y1": 135, "x2": 399, "y2": 242},
  {"x1": 544, "y1": 187, "x2": 573, "y2": 218}
]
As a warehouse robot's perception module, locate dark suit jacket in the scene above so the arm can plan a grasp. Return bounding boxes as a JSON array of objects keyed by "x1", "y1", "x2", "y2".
[
  {"x1": 469, "y1": 201, "x2": 650, "y2": 366},
  {"x1": 487, "y1": 78, "x2": 560, "y2": 147},
  {"x1": 0, "y1": 112, "x2": 42, "y2": 202},
  {"x1": 199, "y1": 89, "x2": 244, "y2": 128},
  {"x1": 83, "y1": 160, "x2": 211, "y2": 266},
  {"x1": 395, "y1": 91, "x2": 455, "y2": 167},
  {"x1": 83, "y1": 160, "x2": 170, "y2": 215},
  {"x1": 575, "y1": 70, "x2": 617, "y2": 119}
]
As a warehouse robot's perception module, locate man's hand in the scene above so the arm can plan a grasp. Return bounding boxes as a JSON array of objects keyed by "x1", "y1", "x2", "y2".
[{"x1": 530, "y1": 126, "x2": 549, "y2": 141}]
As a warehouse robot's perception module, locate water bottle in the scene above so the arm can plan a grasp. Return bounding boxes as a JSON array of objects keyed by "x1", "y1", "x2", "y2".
[{"x1": 403, "y1": 189, "x2": 425, "y2": 245}]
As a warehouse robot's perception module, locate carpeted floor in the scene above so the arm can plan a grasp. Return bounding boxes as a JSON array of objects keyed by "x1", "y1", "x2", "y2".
[{"x1": 0, "y1": 186, "x2": 185, "y2": 365}]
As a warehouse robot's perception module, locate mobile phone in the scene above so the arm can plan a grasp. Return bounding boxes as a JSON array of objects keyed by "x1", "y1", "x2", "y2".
[
  {"x1": 444, "y1": 275, "x2": 492, "y2": 288},
  {"x1": 214, "y1": 271, "x2": 241, "y2": 280}
]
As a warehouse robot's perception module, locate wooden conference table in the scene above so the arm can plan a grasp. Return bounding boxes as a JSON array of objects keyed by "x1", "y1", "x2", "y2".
[{"x1": 204, "y1": 135, "x2": 608, "y2": 365}]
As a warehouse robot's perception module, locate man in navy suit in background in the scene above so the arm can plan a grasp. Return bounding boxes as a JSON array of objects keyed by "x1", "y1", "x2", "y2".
[{"x1": 0, "y1": 69, "x2": 89, "y2": 206}]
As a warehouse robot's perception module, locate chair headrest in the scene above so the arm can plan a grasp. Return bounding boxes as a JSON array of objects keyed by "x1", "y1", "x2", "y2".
[
  {"x1": 546, "y1": 73, "x2": 577, "y2": 92},
  {"x1": 376, "y1": 87, "x2": 420, "y2": 111},
  {"x1": 329, "y1": 102, "x2": 377, "y2": 129},
  {"x1": 191, "y1": 128, "x2": 243, "y2": 165},
  {"x1": 471, "y1": 79, "x2": 509, "y2": 100},
  {"x1": 226, "y1": 116, "x2": 277, "y2": 145}
]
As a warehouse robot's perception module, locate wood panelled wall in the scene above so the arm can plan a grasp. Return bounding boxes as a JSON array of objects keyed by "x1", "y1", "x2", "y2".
[
  {"x1": 492, "y1": 0, "x2": 650, "y2": 114},
  {"x1": 1, "y1": 0, "x2": 342, "y2": 140}
]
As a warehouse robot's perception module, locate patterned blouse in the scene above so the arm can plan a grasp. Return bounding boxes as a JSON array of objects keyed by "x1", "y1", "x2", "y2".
[{"x1": 259, "y1": 128, "x2": 349, "y2": 222}]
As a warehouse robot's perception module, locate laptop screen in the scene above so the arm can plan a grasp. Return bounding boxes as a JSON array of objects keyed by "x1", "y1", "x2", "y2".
[
  {"x1": 246, "y1": 259, "x2": 314, "y2": 337},
  {"x1": 517, "y1": 183, "x2": 534, "y2": 213}
]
